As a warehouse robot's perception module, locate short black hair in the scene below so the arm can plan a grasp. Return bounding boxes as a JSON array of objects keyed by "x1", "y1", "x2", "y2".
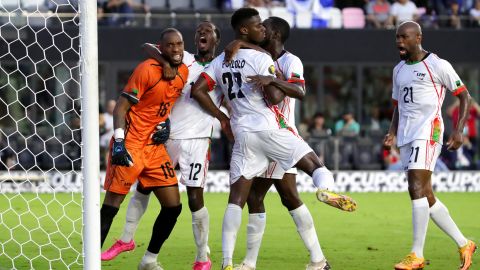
[
  {"x1": 160, "y1": 28, "x2": 181, "y2": 42},
  {"x1": 265, "y1": 16, "x2": 290, "y2": 43},
  {"x1": 231, "y1": 8, "x2": 259, "y2": 30}
]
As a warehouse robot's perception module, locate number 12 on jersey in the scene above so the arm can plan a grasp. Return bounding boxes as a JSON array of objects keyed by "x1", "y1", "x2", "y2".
[{"x1": 222, "y1": 72, "x2": 245, "y2": 100}]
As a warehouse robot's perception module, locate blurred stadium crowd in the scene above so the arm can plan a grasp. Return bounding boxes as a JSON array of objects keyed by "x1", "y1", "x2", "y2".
[
  {"x1": 0, "y1": 0, "x2": 479, "y2": 173},
  {"x1": 95, "y1": 0, "x2": 480, "y2": 29}
]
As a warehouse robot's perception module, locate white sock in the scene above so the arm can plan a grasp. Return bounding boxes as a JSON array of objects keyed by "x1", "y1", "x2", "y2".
[
  {"x1": 243, "y1": 213, "x2": 266, "y2": 268},
  {"x1": 411, "y1": 197, "x2": 429, "y2": 258},
  {"x1": 222, "y1": 204, "x2": 242, "y2": 267},
  {"x1": 141, "y1": 250, "x2": 158, "y2": 265},
  {"x1": 312, "y1": 167, "x2": 334, "y2": 190},
  {"x1": 430, "y1": 199, "x2": 468, "y2": 247},
  {"x1": 192, "y1": 207, "x2": 210, "y2": 262},
  {"x1": 290, "y1": 204, "x2": 325, "y2": 263},
  {"x1": 120, "y1": 190, "x2": 150, "y2": 243}
]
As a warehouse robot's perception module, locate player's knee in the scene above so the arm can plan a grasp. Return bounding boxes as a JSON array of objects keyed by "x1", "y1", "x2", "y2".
[
  {"x1": 247, "y1": 200, "x2": 265, "y2": 213},
  {"x1": 161, "y1": 204, "x2": 182, "y2": 220},
  {"x1": 187, "y1": 189, "x2": 205, "y2": 212},
  {"x1": 136, "y1": 184, "x2": 152, "y2": 195},
  {"x1": 280, "y1": 194, "x2": 302, "y2": 211}
]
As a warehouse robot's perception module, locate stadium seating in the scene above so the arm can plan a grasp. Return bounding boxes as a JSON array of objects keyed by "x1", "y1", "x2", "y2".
[
  {"x1": 295, "y1": 10, "x2": 313, "y2": 29},
  {"x1": 270, "y1": 7, "x2": 294, "y2": 27},
  {"x1": 342, "y1": 7, "x2": 365, "y2": 28},
  {"x1": 327, "y1": 7, "x2": 342, "y2": 28},
  {"x1": 192, "y1": 0, "x2": 219, "y2": 13},
  {"x1": 169, "y1": 0, "x2": 192, "y2": 12},
  {"x1": 255, "y1": 6, "x2": 270, "y2": 22},
  {"x1": 145, "y1": 0, "x2": 168, "y2": 13}
]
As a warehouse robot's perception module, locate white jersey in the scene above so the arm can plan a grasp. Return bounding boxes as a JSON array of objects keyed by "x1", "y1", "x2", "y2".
[
  {"x1": 203, "y1": 49, "x2": 281, "y2": 136},
  {"x1": 392, "y1": 53, "x2": 466, "y2": 147},
  {"x1": 169, "y1": 51, "x2": 223, "y2": 139},
  {"x1": 274, "y1": 51, "x2": 305, "y2": 134}
]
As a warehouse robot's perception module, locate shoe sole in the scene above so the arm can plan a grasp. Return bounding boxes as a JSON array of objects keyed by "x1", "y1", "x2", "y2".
[
  {"x1": 394, "y1": 263, "x2": 425, "y2": 270},
  {"x1": 460, "y1": 243, "x2": 477, "y2": 270},
  {"x1": 317, "y1": 192, "x2": 357, "y2": 212}
]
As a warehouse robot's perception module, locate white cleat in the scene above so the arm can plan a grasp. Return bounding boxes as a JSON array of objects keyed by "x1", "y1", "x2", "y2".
[{"x1": 138, "y1": 261, "x2": 164, "y2": 270}]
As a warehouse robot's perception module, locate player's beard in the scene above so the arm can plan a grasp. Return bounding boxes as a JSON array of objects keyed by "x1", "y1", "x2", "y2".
[{"x1": 399, "y1": 51, "x2": 410, "y2": 60}]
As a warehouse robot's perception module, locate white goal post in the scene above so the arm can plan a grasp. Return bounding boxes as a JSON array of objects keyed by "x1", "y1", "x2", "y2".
[{"x1": 0, "y1": 0, "x2": 99, "y2": 269}]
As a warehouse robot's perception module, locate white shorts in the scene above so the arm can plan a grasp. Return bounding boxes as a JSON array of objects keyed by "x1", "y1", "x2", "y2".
[
  {"x1": 230, "y1": 129, "x2": 312, "y2": 184},
  {"x1": 260, "y1": 162, "x2": 297, "y2": 180},
  {"x1": 399, "y1": 140, "x2": 442, "y2": 172},
  {"x1": 166, "y1": 138, "x2": 210, "y2": 188}
]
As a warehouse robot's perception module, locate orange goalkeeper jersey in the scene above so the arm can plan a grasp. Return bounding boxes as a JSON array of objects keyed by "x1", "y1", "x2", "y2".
[{"x1": 121, "y1": 59, "x2": 188, "y2": 149}]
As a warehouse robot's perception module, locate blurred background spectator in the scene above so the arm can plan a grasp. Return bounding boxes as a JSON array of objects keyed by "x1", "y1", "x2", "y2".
[
  {"x1": 335, "y1": 111, "x2": 361, "y2": 136},
  {"x1": 366, "y1": 0, "x2": 392, "y2": 28},
  {"x1": 383, "y1": 145, "x2": 403, "y2": 170},
  {"x1": 470, "y1": 0, "x2": 480, "y2": 26},
  {"x1": 98, "y1": 0, "x2": 149, "y2": 26},
  {"x1": 447, "y1": 1, "x2": 463, "y2": 28},
  {"x1": 388, "y1": 0, "x2": 418, "y2": 27},
  {"x1": 447, "y1": 99, "x2": 480, "y2": 148},
  {"x1": 309, "y1": 112, "x2": 332, "y2": 137}
]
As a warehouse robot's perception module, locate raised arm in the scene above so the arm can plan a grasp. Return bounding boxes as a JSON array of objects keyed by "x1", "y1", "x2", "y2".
[
  {"x1": 141, "y1": 43, "x2": 177, "y2": 80},
  {"x1": 224, "y1": 39, "x2": 270, "y2": 62}
]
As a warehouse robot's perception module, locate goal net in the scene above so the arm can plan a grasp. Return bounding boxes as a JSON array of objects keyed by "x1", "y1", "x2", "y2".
[{"x1": 0, "y1": 1, "x2": 99, "y2": 269}]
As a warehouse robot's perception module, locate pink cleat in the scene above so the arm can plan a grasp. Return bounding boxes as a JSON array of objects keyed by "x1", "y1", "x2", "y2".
[
  {"x1": 192, "y1": 257, "x2": 212, "y2": 270},
  {"x1": 101, "y1": 239, "x2": 135, "y2": 261}
]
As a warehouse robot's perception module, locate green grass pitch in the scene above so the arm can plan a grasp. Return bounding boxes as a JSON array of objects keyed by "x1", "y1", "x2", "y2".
[{"x1": 1, "y1": 192, "x2": 478, "y2": 270}]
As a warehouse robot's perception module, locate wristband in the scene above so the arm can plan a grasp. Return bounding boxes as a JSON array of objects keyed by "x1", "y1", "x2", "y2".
[{"x1": 114, "y1": 128, "x2": 125, "y2": 139}]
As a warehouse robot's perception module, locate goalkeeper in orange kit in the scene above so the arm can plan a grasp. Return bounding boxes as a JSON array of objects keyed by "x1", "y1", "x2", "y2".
[{"x1": 100, "y1": 28, "x2": 189, "y2": 270}]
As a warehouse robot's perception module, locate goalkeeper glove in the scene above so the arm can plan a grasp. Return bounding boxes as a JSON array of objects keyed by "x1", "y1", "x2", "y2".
[
  {"x1": 152, "y1": 118, "x2": 170, "y2": 144},
  {"x1": 111, "y1": 138, "x2": 133, "y2": 166}
]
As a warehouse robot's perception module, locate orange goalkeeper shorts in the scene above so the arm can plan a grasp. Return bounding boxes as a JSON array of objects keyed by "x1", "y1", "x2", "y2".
[{"x1": 104, "y1": 142, "x2": 177, "y2": 195}]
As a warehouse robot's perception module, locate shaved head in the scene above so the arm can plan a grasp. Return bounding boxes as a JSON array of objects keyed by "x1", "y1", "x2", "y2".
[
  {"x1": 396, "y1": 20, "x2": 425, "y2": 61},
  {"x1": 397, "y1": 21, "x2": 422, "y2": 36}
]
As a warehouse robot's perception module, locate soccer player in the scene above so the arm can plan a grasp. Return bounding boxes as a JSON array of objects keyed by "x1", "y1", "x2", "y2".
[
  {"x1": 101, "y1": 22, "x2": 222, "y2": 270},
  {"x1": 383, "y1": 21, "x2": 477, "y2": 270},
  {"x1": 224, "y1": 17, "x2": 334, "y2": 270},
  {"x1": 191, "y1": 8, "x2": 356, "y2": 270},
  {"x1": 100, "y1": 28, "x2": 188, "y2": 270}
]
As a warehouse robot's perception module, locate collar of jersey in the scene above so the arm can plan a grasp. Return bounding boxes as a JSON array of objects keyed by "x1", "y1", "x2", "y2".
[
  {"x1": 405, "y1": 52, "x2": 430, "y2": 65},
  {"x1": 194, "y1": 55, "x2": 212, "y2": 66}
]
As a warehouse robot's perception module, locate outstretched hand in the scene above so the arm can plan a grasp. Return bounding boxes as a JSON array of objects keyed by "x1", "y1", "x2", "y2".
[{"x1": 446, "y1": 130, "x2": 463, "y2": 151}]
